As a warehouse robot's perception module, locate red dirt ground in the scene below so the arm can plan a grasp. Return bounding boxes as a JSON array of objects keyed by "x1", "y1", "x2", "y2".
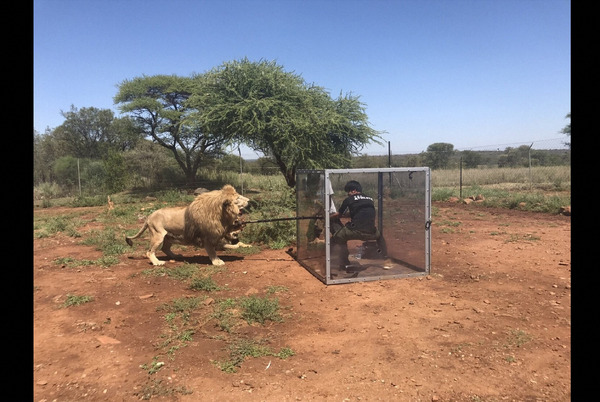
[{"x1": 33, "y1": 202, "x2": 571, "y2": 401}]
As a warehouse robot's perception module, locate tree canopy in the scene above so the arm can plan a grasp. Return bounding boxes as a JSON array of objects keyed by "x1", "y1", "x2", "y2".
[
  {"x1": 52, "y1": 106, "x2": 140, "y2": 159},
  {"x1": 114, "y1": 74, "x2": 231, "y2": 185},
  {"x1": 190, "y1": 58, "x2": 382, "y2": 186},
  {"x1": 461, "y1": 150, "x2": 482, "y2": 168},
  {"x1": 423, "y1": 142, "x2": 455, "y2": 169},
  {"x1": 114, "y1": 60, "x2": 382, "y2": 187}
]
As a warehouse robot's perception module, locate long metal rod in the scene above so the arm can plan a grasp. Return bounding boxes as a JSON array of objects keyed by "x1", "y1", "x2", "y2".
[{"x1": 243, "y1": 216, "x2": 323, "y2": 224}]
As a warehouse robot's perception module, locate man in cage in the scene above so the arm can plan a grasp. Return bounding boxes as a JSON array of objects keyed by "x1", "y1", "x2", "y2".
[{"x1": 329, "y1": 180, "x2": 392, "y2": 270}]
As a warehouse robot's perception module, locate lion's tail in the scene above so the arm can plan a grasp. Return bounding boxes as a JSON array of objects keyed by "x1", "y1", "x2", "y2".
[{"x1": 125, "y1": 222, "x2": 148, "y2": 246}]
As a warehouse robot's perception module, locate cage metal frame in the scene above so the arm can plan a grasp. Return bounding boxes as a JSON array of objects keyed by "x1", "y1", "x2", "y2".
[{"x1": 297, "y1": 167, "x2": 431, "y2": 285}]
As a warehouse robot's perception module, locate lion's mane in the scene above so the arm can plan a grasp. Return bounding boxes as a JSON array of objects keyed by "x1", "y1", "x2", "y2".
[{"x1": 183, "y1": 184, "x2": 243, "y2": 247}]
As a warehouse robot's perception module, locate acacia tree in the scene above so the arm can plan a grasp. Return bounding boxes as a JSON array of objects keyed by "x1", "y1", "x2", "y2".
[
  {"x1": 114, "y1": 74, "x2": 230, "y2": 185},
  {"x1": 191, "y1": 58, "x2": 382, "y2": 187}
]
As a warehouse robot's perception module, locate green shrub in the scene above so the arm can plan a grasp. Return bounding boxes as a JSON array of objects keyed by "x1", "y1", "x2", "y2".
[
  {"x1": 34, "y1": 216, "x2": 82, "y2": 238},
  {"x1": 189, "y1": 276, "x2": 220, "y2": 292},
  {"x1": 243, "y1": 187, "x2": 296, "y2": 247},
  {"x1": 62, "y1": 294, "x2": 93, "y2": 307},
  {"x1": 82, "y1": 228, "x2": 128, "y2": 255},
  {"x1": 155, "y1": 189, "x2": 194, "y2": 204},
  {"x1": 69, "y1": 195, "x2": 107, "y2": 207},
  {"x1": 215, "y1": 338, "x2": 294, "y2": 373},
  {"x1": 240, "y1": 296, "x2": 282, "y2": 324},
  {"x1": 142, "y1": 264, "x2": 200, "y2": 280},
  {"x1": 432, "y1": 188, "x2": 456, "y2": 201}
]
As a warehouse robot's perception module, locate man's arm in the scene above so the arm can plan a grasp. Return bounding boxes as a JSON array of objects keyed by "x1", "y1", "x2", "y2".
[{"x1": 332, "y1": 197, "x2": 350, "y2": 219}]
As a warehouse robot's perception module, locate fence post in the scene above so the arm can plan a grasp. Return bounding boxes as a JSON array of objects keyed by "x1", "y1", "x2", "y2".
[
  {"x1": 528, "y1": 143, "x2": 533, "y2": 191},
  {"x1": 77, "y1": 158, "x2": 81, "y2": 196},
  {"x1": 239, "y1": 146, "x2": 244, "y2": 195},
  {"x1": 459, "y1": 156, "x2": 463, "y2": 199}
]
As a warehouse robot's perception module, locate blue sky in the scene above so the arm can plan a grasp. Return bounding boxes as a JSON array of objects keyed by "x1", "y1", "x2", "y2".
[{"x1": 34, "y1": 0, "x2": 570, "y2": 158}]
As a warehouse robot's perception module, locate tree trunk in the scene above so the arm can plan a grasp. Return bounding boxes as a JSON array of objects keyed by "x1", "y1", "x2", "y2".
[
  {"x1": 284, "y1": 169, "x2": 296, "y2": 187},
  {"x1": 274, "y1": 154, "x2": 296, "y2": 187},
  {"x1": 184, "y1": 168, "x2": 197, "y2": 187}
]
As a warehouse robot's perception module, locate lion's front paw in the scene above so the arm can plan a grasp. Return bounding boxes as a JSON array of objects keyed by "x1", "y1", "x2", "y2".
[{"x1": 211, "y1": 258, "x2": 225, "y2": 266}]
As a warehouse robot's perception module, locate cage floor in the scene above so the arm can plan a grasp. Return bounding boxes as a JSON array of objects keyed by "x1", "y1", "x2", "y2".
[{"x1": 329, "y1": 256, "x2": 425, "y2": 280}]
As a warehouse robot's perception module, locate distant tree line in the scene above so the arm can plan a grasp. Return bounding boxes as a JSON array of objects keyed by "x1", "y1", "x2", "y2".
[
  {"x1": 352, "y1": 142, "x2": 570, "y2": 170},
  {"x1": 355, "y1": 114, "x2": 571, "y2": 170}
]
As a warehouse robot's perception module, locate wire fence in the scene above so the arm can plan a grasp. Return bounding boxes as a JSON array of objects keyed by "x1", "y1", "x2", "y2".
[
  {"x1": 355, "y1": 137, "x2": 571, "y2": 195},
  {"x1": 200, "y1": 137, "x2": 571, "y2": 196},
  {"x1": 34, "y1": 137, "x2": 570, "y2": 202},
  {"x1": 451, "y1": 137, "x2": 571, "y2": 195}
]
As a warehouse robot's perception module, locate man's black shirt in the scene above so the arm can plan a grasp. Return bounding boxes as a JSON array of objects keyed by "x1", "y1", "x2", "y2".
[{"x1": 338, "y1": 193, "x2": 376, "y2": 233}]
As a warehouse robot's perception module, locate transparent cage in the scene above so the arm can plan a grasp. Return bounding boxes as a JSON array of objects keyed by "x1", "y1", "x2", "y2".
[{"x1": 296, "y1": 168, "x2": 431, "y2": 285}]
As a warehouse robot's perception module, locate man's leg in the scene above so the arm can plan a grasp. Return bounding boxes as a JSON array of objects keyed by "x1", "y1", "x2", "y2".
[
  {"x1": 329, "y1": 216, "x2": 343, "y2": 235},
  {"x1": 330, "y1": 226, "x2": 353, "y2": 268}
]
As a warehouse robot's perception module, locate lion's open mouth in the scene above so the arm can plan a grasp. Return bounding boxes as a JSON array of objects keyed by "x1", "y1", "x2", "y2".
[{"x1": 235, "y1": 195, "x2": 250, "y2": 210}]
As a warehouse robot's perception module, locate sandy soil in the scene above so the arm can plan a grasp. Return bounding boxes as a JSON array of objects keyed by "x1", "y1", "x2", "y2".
[{"x1": 33, "y1": 202, "x2": 571, "y2": 401}]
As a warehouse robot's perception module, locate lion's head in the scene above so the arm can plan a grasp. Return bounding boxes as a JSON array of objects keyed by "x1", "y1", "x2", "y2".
[
  {"x1": 183, "y1": 185, "x2": 249, "y2": 244},
  {"x1": 220, "y1": 184, "x2": 249, "y2": 217}
]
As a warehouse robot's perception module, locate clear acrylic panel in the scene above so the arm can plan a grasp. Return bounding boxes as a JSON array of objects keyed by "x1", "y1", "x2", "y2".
[{"x1": 296, "y1": 170, "x2": 328, "y2": 279}]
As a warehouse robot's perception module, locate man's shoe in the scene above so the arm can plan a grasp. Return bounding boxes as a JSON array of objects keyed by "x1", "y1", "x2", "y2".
[{"x1": 345, "y1": 264, "x2": 365, "y2": 273}]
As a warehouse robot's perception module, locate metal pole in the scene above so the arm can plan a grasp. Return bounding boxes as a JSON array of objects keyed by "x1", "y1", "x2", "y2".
[
  {"x1": 243, "y1": 216, "x2": 322, "y2": 224},
  {"x1": 459, "y1": 157, "x2": 463, "y2": 199},
  {"x1": 238, "y1": 146, "x2": 243, "y2": 195},
  {"x1": 77, "y1": 158, "x2": 81, "y2": 196},
  {"x1": 528, "y1": 143, "x2": 533, "y2": 191},
  {"x1": 377, "y1": 172, "x2": 383, "y2": 232}
]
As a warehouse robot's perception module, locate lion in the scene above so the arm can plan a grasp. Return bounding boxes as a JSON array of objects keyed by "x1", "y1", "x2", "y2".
[{"x1": 125, "y1": 185, "x2": 250, "y2": 266}]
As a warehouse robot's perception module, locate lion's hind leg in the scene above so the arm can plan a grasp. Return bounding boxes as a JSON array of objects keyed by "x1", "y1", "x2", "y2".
[
  {"x1": 147, "y1": 230, "x2": 168, "y2": 266},
  {"x1": 161, "y1": 237, "x2": 184, "y2": 261}
]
